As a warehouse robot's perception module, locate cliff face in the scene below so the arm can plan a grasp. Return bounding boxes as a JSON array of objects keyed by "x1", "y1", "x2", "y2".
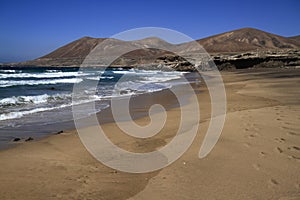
[{"x1": 5, "y1": 28, "x2": 300, "y2": 68}]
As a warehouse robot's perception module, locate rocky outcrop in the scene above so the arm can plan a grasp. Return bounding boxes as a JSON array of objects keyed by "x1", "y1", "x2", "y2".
[{"x1": 212, "y1": 49, "x2": 300, "y2": 70}]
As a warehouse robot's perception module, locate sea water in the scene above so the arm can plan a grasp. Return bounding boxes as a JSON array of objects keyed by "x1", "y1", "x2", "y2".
[{"x1": 0, "y1": 66, "x2": 189, "y2": 148}]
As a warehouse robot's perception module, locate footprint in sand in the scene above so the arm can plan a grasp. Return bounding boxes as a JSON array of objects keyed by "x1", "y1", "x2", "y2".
[
  {"x1": 283, "y1": 122, "x2": 293, "y2": 125},
  {"x1": 275, "y1": 147, "x2": 283, "y2": 153},
  {"x1": 274, "y1": 137, "x2": 286, "y2": 143},
  {"x1": 287, "y1": 131, "x2": 299, "y2": 136},
  {"x1": 243, "y1": 142, "x2": 251, "y2": 148},
  {"x1": 288, "y1": 155, "x2": 300, "y2": 161},
  {"x1": 248, "y1": 134, "x2": 256, "y2": 138},
  {"x1": 281, "y1": 126, "x2": 292, "y2": 131},
  {"x1": 248, "y1": 132, "x2": 261, "y2": 138},
  {"x1": 252, "y1": 163, "x2": 260, "y2": 171},
  {"x1": 244, "y1": 124, "x2": 260, "y2": 133},
  {"x1": 287, "y1": 146, "x2": 300, "y2": 152},
  {"x1": 76, "y1": 175, "x2": 89, "y2": 186},
  {"x1": 251, "y1": 123, "x2": 261, "y2": 131},
  {"x1": 268, "y1": 179, "x2": 279, "y2": 188},
  {"x1": 275, "y1": 110, "x2": 283, "y2": 116},
  {"x1": 259, "y1": 151, "x2": 267, "y2": 157}
]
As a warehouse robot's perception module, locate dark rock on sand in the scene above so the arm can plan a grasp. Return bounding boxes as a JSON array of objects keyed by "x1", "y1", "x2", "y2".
[
  {"x1": 25, "y1": 137, "x2": 34, "y2": 142},
  {"x1": 56, "y1": 130, "x2": 64, "y2": 135},
  {"x1": 12, "y1": 138, "x2": 21, "y2": 142}
]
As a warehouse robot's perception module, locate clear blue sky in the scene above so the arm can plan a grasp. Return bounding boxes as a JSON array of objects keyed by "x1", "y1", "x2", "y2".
[{"x1": 0, "y1": 0, "x2": 299, "y2": 62}]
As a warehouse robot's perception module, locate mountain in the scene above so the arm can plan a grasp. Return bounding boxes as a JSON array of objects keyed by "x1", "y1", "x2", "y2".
[
  {"x1": 41, "y1": 37, "x2": 105, "y2": 59},
  {"x1": 197, "y1": 28, "x2": 300, "y2": 53},
  {"x1": 6, "y1": 28, "x2": 300, "y2": 67},
  {"x1": 289, "y1": 35, "x2": 300, "y2": 43},
  {"x1": 28, "y1": 37, "x2": 106, "y2": 66},
  {"x1": 19, "y1": 37, "x2": 175, "y2": 67}
]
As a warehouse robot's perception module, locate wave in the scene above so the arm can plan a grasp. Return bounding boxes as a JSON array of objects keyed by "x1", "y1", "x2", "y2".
[
  {"x1": 0, "y1": 69, "x2": 17, "y2": 73},
  {"x1": 0, "y1": 69, "x2": 189, "y2": 122},
  {"x1": 0, "y1": 78, "x2": 83, "y2": 87},
  {"x1": 0, "y1": 94, "x2": 110, "y2": 121},
  {"x1": 0, "y1": 102, "x2": 109, "y2": 121},
  {"x1": 112, "y1": 69, "x2": 161, "y2": 75},
  {"x1": 112, "y1": 70, "x2": 136, "y2": 74},
  {"x1": 45, "y1": 69, "x2": 61, "y2": 73},
  {"x1": 0, "y1": 71, "x2": 88, "y2": 79},
  {"x1": 140, "y1": 75, "x2": 183, "y2": 83},
  {"x1": 114, "y1": 80, "x2": 171, "y2": 94},
  {"x1": 86, "y1": 76, "x2": 114, "y2": 80},
  {"x1": 112, "y1": 69, "x2": 187, "y2": 76},
  {"x1": 0, "y1": 93, "x2": 71, "y2": 106}
]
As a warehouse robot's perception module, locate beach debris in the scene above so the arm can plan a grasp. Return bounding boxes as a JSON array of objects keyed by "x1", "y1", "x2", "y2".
[
  {"x1": 56, "y1": 130, "x2": 64, "y2": 135},
  {"x1": 25, "y1": 137, "x2": 34, "y2": 142},
  {"x1": 12, "y1": 137, "x2": 21, "y2": 142}
]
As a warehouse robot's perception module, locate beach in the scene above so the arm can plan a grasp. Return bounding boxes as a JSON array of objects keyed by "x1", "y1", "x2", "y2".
[{"x1": 0, "y1": 69, "x2": 299, "y2": 199}]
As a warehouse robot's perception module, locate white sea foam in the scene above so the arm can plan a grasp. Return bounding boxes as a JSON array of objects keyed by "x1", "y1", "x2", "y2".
[
  {"x1": 0, "y1": 71, "x2": 87, "y2": 79},
  {"x1": 140, "y1": 75, "x2": 182, "y2": 83},
  {"x1": 0, "y1": 69, "x2": 16, "y2": 73},
  {"x1": 86, "y1": 76, "x2": 114, "y2": 80},
  {"x1": 0, "y1": 107, "x2": 57, "y2": 121},
  {"x1": 0, "y1": 93, "x2": 71, "y2": 106},
  {"x1": 45, "y1": 69, "x2": 61, "y2": 73},
  {"x1": 0, "y1": 95, "x2": 110, "y2": 121},
  {"x1": 0, "y1": 69, "x2": 190, "y2": 122},
  {"x1": 112, "y1": 70, "x2": 136, "y2": 74},
  {"x1": 0, "y1": 78, "x2": 83, "y2": 87},
  {"x1": 114, "y1": 80, "x2": 170, "y2": 94}
]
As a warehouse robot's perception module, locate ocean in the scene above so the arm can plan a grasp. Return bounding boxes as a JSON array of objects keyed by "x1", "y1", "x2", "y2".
[{"x1": 0, "y1": 66, "x2": 191, "y2": 149}]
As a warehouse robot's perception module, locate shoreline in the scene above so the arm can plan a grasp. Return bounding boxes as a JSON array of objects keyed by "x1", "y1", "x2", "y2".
[
  {"x1": 0, "y1": 68, "x2": 299, "y2": 199},
  {"x1": 0, "y1": 72, "x2": 201, "y2": 150}
]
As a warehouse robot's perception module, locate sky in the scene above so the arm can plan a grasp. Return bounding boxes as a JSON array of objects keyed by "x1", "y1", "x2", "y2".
[{"x1": 0, "y1": 0, "x2": 299, "y2": 62}]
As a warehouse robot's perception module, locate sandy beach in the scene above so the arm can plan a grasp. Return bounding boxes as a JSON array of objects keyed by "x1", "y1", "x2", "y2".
[{"x1": 0, "y1": 69, "x2": 299, "y2": 200}]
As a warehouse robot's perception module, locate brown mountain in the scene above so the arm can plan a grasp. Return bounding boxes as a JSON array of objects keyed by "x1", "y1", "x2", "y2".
[
  {"x1": 289, "y1": 35, "x2": 300, "y2": 43},
  {"x1": 197, "y1": 28, "x2": 300, "y2": 53},
  {"x1": 29, "y1": 37, "x2": 106, "y2": 66},
  {"x1": 41, "y1": 37, "x2": 105, "y2": 59},
  {"x1": 20, "y1": 37, "x2": 175, "y2": 67},
  {"x1": 11, "y1": 28, "x2": 300, "y2": 67}
]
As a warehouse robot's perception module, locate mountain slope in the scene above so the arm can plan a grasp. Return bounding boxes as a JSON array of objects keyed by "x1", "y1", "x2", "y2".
[
  {"x1": 41, "y1": 37, "x2": 106, "y2": 59},
  {"x1": 289, "y1": 35, "x2": 300, "y2": 44},
  {"x1": 10, "y1": 28, "x2": 300, "y2": 67},
  {"x1": 197, "y1": 28, "x2": 300, "y2": 53}
]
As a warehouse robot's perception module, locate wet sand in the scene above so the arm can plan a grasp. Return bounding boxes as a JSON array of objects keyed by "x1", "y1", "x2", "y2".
[{"x1": 0, "y1": 69, "x2": 299, "y2": 200}]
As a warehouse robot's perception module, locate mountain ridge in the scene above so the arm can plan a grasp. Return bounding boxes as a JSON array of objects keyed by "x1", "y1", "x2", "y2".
[
  {"x1": 196, "y1": 27, "x2": 300, "y2": 52},
  {"x1": 4, "y1": 27, "x2": 300, "y2": 67}
]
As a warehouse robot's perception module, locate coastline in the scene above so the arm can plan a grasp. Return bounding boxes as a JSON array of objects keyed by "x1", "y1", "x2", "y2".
[
  {"x1": 0, "y1": 68, "x2": 299, "y2": 199},
  {"x1": 0, "y1": 71, "x2": 200, "y2": 150}
]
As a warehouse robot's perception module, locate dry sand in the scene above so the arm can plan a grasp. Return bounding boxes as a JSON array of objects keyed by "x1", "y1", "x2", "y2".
[{"x1": 0, "y1": 69, "x2": 299, "y2": 200}]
